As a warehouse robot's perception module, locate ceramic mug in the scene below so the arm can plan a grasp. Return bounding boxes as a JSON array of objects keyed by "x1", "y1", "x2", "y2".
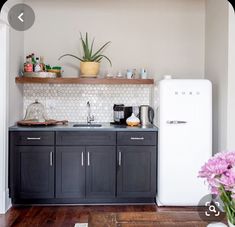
[{"x1": 126, "y1": 70, "x2": 133, "y2": 79}]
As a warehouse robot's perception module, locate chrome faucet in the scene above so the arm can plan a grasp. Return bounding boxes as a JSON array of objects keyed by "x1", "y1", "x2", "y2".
[{"x1": 87, "y1": 101, "x2": 94, "y2": 125}]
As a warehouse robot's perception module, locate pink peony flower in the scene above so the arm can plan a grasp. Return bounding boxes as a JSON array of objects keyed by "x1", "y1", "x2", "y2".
[{"x1": 198, "y1": 151, "x2": 235, "y2": 195}]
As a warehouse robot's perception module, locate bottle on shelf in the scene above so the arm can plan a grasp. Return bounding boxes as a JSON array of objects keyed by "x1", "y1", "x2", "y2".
[
  {"x1": 24, "y1": 55, "x2": 33, "y2": 72},
  {"x1": 34, "y1": 57, "x2": 42, "y2": 72},
  {"x1": 31, "y1": 53, "x2": 36, "y2": 65},
  {"x1": 39, "y1": 56, "x2": 45, "y2": 71}
]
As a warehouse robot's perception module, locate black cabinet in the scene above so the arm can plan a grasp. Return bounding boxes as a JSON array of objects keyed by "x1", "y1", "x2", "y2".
[
  {"x1": 116, "y1": 130, "x2": 157, "y2": 198},
  {"x1": 56, "y1": 146, "x2": 116, "y2": 199},
  {"x1": 117, "y1": 146, "x2": 156, "y2": 198},
  {"x1": 56, "y1": 131, "x2": 116, "y2": 146},
  {"x1": 55, "y1": 132, "x2": 116, "y2": 199},
  {"x1": 15, "y1": 146, "x2": 54, "y2": 199},
  {"x1": 9, "y1": 130, "x2": 157, "y2": 204},
  {"x1": 56, "y1": 146, "x2": 85, "y2": 198},
  {"x1": 86, "y1": 146, "x2": 116, "y2": 198}
]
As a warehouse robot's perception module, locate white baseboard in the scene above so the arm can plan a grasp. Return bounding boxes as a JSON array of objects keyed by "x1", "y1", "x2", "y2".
[{"x1": 0, "y1": 189, "x2": 12, "y2": 214}]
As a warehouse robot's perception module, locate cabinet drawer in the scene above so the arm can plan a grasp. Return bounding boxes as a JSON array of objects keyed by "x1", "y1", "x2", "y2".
[
  {"x1": 56, "y1": 131, "x2": 116, "y2": 146},
  {"x1": 12, "y1": 132, "x2": 54, "y2": 146},
  {"x1": 117, "y1": 132, "x2": 157, "y2": 146}
]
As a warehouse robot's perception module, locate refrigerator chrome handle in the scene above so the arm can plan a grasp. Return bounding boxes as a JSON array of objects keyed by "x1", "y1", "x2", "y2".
[{"x1": 166, "y1": 120, "x2": 187, "y2": 124}]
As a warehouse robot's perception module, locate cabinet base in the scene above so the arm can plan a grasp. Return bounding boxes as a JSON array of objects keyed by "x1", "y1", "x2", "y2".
[{"x1": 12, "y1": 197, "x2": 156, "y2": 205}]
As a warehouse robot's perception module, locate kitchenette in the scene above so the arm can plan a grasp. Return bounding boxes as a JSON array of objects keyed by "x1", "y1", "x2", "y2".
[{"x1": 2, "y1": 0, "x2": 222, "y2": 212}]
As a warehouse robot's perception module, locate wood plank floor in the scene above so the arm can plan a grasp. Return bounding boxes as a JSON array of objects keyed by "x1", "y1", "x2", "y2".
[{"x1": 0, "y1": 205, "x2": 211, "y2": 227}]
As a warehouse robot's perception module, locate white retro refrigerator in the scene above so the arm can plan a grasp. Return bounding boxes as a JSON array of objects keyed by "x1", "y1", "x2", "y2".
[{"x1": 157, "y1": 79, "x2": 212, "y2": 206}]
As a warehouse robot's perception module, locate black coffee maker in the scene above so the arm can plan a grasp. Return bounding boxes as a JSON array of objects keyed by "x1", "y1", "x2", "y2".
[{"x1": 112, "y1": 104, "x2": 133, "y2": 124}]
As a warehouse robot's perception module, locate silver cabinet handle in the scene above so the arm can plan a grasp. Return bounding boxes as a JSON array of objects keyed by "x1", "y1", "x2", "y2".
[
  {"x1": 87, "y1": 152, "x2": 90, "y2": 166},
  {"x1": 166, "y1": 120, "x2": 187, "y2": 124},
  {"x1": 27, "y1": 137, "x2": 41, "y2": 140},
  {"x1": 50, "y1": 152, "x2": 53, "y2": 166},
  {"x1": 119, "y1": 151, "x2": 122, "y2": 166},
  {"x1": 81, "y1": 152, "x2": 84, "y2": 166},
  {"x1": 130, "y1": 137, "x2": 144, "y2": 140}
]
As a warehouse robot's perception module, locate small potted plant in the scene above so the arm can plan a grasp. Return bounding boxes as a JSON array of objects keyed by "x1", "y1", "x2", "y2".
[
  {"x1": 59, "y1": 32, "x2": 112, "y2": 77},
  {"x1": 199, "y1": 151, "x2": 235, "y2": 226}
]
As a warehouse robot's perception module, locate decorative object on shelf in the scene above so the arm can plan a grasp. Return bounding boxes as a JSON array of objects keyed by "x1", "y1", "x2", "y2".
[
  {"x1": 18, "y1": 99, "x2": 68, "y2": 126},
  {"x1": 126, "y1": 113, "x2": 140, "y2": 126},
  {"x1": 23, "y1": 53, "x2": 62, "y2": 78},
  {"x1": 199, "y1": 151, "x2": 235, "y2": 226},
  {"x1": 126, "y1": 69, "x2": 133, "y2": 79},
  {"x1": 23, "y1": 72, "x2": 57, "y2": 78},
  {"x1": 140, "y1": 68, "x2": 148, "y2": 79},
  {"x1": 58, "y1": 32, "x2": 112, "y2": 78},
  {"x1": 116, "y1": 71, "x2": 124, "y2": 78},
  {"x1": 46, "y1": 65, "x2": 62, "y2": 77}
]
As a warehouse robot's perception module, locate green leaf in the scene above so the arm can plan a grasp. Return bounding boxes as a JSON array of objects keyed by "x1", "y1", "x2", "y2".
[
  {"x1": 58, "y1": 54, "x2": 84, "y2": 62},
  {"x1": 80, "y1": 32, "x2": 89, "y2": 60},
  {"x1": 89, "y1": 38, "x2": 95, "y2": 57},
  {"x1": 91, "y1": 41, "x2": 111, "y2": 59},
  {"x1": 93, "y1": 54, "x2": 112, "y2": 66}
]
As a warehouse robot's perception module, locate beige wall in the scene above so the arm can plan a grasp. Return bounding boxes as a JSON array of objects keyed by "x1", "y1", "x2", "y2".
[
  {"x1": 24, "y1": 0, "x2": 205, "y2": 79},
  {"x1": 205, "y1": 0, "x2": 230, "y2": 153},
  {"x1": 9, "y1": 28, "x2": 24, "y2": 125},
  {"x1": 0, "y1": 0, "x2": 24, "y2": 213},
  {"x1": 227, "y1": 3, "x2": 235, "y2": 150},
  {"x1": 1, "y1": 0, "x2": 24, "y2": 126}
]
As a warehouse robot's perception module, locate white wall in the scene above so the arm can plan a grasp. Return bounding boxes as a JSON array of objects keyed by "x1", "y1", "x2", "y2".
[
  {"x1": 227, "y1": 3, "x2": 235, "y2": 150},
  {"x1": 0, "y1": 0, "x2": 24, "y2": 213},
  {"x1": 205, "y1": 0, "x2": 232, "y2": 153},
  {"x1": 24, "y1": 0, "x2": 205, "y2": 79}
]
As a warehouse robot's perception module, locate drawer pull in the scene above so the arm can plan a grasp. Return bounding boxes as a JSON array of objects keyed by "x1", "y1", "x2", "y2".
[
  {"x1": 27, "y1": 137, "x2": 41, "y2": 140},
  {"x1": 81, "y1": 152, "x2": 84, "y2": 166},
  {"x1": 50, "y1": 152, "x2": 53, "y2": 166},
  {"x1": 130, "y1": 137, "x2": 144, "y2": 140},
  {"x1": 119, "y1": 151, "x2": 122, "y2": 166},
  {"x1": 87, "y1": 152, "x2": 90, "y2": 166}
]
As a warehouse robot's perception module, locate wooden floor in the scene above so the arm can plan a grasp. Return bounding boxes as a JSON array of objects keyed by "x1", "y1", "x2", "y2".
[{"x1": 0, "y1": 205, "x2": 213, "y2": 227}]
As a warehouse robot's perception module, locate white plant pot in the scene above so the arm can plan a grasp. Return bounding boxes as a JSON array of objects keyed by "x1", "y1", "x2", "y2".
[{"x1": 228, "y1": 219, "x2": 235, "y2": 227}]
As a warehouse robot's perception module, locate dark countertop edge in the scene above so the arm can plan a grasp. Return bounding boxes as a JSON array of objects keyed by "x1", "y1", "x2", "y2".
[{"x1": 9, "y1": 123, "x2": 158, "y2": 132}]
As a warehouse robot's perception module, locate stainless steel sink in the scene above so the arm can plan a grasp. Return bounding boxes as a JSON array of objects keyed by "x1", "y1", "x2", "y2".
[{"x1": 73, "y1": 124, "x2": 102, "y2": 128}]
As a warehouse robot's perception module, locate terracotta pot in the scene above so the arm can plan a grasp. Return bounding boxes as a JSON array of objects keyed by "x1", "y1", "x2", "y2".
[{"x1": 80, "y1": 62, "x2": 100, "y2": 77}]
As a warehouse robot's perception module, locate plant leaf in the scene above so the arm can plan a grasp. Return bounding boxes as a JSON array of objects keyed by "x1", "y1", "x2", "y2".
[
  {"x1": 91, "y1": 41, "x2": 111, "y2": 59},
  {"x1": 91, "y1": 54, "x2": 112, "y2": 66},
  {"x1": 58, "y1": 54, "x2": 84, "y2": 62},
  {"x1": 80, "y1": 32, "x2": 89, "y2": 60},
  {"x1": 89, "y1": 38, "x2": 95, "y2": 58}
]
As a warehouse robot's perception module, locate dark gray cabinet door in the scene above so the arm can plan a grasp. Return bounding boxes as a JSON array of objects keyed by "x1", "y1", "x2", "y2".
[
  {"x1": 56, "y1": 147, "x2": 85, "y2": 198},
  {"x1": 16, "y1": 146, "x2": 54, "y2": 199},
  {"x1": 86, "y1": 146, "x2": 116, "y2": 198},
  {"x1": 117, "y1": 146, "x2": 156, "y2": 198}
]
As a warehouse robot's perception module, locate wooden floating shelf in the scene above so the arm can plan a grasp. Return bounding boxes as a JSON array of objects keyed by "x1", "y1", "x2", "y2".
[{"x1": 15, "y1": 77, "x2": 154, "y2": 85}]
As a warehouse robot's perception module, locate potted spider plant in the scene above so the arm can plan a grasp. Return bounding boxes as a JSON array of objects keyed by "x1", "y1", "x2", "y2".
[{"x1": 59, "y1": 32, "x2": 112, "y2": 77}]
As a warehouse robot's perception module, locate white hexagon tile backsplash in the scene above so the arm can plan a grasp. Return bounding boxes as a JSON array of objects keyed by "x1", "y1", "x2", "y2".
[{"x1": 23, "y1": 84, "x2": 151, "y2": 122}]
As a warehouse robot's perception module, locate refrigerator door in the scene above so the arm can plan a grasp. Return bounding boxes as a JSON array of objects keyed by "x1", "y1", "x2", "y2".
[{"x1": 157, "y1": 79, "x2": 212, "y2": 206}]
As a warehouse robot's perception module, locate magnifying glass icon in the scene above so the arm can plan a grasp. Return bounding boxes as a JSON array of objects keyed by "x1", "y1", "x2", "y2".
[{"x1": 209, "y1": 205, "x2": 216, "y2": 213}]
